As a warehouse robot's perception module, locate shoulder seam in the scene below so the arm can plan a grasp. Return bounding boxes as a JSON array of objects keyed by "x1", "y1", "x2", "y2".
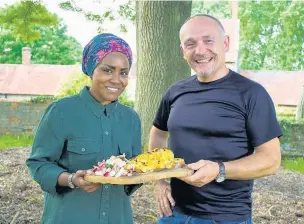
[{"x1": 228, "y1": 76, "x2": 248, "y2": 118}]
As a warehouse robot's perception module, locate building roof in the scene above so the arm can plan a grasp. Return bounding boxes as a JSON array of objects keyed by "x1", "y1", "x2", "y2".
[
  {"x1": 1, "y1": 65, "x2": 302, "y2": 107},
  {"x1": 0, "y1": 64, "x2": 80, "y2": 96},
  {"x1": 240, "y1": 70, "x2": 304, "y2": 106}
]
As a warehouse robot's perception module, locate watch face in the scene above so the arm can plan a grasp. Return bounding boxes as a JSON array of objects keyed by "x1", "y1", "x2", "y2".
[{"x1": 216, "y1": 175, "x2": 225, "y2": 183}]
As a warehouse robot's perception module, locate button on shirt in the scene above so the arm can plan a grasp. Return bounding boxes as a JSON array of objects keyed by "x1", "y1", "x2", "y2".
[{"x1": 26, "y1": 87, "x2": 142, "y2": 224}]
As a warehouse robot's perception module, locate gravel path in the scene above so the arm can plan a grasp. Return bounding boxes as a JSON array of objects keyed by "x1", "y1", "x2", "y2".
[{"x1": 0, "y1": 147, "x2": 303, "y2": 224}]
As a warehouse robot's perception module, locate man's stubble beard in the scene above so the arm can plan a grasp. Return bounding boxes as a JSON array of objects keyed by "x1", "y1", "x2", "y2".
[{"x1": 196, "y1": 62, "x2": 216, "y2": 78}]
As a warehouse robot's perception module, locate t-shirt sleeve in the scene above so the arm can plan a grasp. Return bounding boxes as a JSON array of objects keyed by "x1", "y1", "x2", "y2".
[
  {"x1": 153, "y1": 90, "x2": 171, "y2": 131},
  {"x1": 246, "y1": 85, "x2": 283, "y2": 147}
]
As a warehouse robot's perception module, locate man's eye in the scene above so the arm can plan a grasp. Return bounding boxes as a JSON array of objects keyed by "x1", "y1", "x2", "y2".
[
  {"x1": 185, "y1": 43, "x2": 194, "y2": 48},
  {"x1": 205, "y1": 40, "x2": 214, "y2": 44}
]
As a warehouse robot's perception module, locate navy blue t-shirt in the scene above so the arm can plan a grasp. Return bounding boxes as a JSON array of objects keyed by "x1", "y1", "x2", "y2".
[{"x1": 153, "y1": 70, "x2": 282, "y2": 222}]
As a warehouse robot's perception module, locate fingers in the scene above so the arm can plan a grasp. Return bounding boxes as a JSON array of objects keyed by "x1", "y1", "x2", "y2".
[
  {"x1": 75, "y1": 170, "x2": 87, "y2": 177},
  {"x1": 158, "y1": 193, "x2": 173, "y2": 217},
  {"x1": 166, "y1": 189, "x2": 175, "y2": 207},
  {"x1": 74, "y1": 170, "x2": 100, "y2": 192},
  {"x1": 154, "y1": 180, "x2": 174, "y2": 217},
  {"x1": 157, "y1": 200, "x2": 164, "y2": 217},
  {"x1": 187, "y1": 160, "x2": 206, "y2": 170},
  {"x1": 180, "y1": 161, "x2": 220, "y2": 187},
  {"x1": 84, "y1": 185, "x2": 99, "y2": 193},
  {"x1": 184, "y1": 167, "x2": 205, "y2": 182}
]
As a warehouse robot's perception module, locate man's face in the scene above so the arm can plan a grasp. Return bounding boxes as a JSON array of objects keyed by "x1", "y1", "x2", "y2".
[
  {"x1": 180, "y1": 16, "x2": 229, "y2": 80},
  {"x1": 90, "y1": 52, "x2": 129, "y2": 105}
]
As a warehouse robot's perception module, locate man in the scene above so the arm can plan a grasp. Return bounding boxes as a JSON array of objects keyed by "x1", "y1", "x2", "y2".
[{"x1": 149, "y1": 14, "x2": 282, "y2": 224}]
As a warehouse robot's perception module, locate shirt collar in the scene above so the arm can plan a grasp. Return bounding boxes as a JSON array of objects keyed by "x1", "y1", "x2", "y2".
[{"x1": 79, "y1": 86, "x2": 119, "y2": 118}]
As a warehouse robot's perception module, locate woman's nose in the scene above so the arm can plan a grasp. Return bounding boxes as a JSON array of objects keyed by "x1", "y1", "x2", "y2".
[{"x1": 110, "y1": 72, "x2": 121, "y2": 83}]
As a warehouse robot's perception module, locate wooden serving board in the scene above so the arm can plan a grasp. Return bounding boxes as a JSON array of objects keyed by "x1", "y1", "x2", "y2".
[{"x1": 84, "y1": 167, "x2": 194, "y2": 185}]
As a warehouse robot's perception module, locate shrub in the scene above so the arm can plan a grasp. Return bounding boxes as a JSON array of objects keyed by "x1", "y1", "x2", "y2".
[{"x1": 278, "y1": 116, "x2": 304, "y2": 156}]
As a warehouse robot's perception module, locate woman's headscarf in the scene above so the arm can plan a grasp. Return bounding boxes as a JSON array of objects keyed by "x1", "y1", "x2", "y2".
[{"x1": 82, "y1": 33, "x2": 133, "y2": 76}]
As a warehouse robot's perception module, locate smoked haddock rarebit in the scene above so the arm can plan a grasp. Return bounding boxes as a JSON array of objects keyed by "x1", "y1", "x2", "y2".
[{"x1": 128, "y1": 148, "x2": 185, "y2": 173}]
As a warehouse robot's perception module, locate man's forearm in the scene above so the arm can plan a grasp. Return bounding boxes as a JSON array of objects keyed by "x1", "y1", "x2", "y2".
[
  {"x1": 224, "y1": 138, "x2": 281, "y2": 180},
  {"x1": 148, "y1": 126, "x2": 169, "y2": 151}
]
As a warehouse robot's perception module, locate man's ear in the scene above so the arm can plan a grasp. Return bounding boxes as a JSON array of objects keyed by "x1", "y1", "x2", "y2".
[
  {"x1": 180, "y1": 44, "x2": 187, "y2": 60},
  {"x1": 224, "y1": 35, "x2": 230, "y2": 53}
]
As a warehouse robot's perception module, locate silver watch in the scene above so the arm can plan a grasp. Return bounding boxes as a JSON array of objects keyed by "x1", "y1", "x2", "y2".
[
  {"x1": 68, "y1": 173, "x2": 76, "y2": 189},
  {"x1": 215, "y1": 162, "x2": 226, "y2": 183}
]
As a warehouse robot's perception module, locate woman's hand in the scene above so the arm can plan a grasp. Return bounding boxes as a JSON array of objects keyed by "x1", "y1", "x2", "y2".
[
  {"x1": 154, "y1": 179, "x2": 175, "y2": 217},
  {"x1": 72, "y1": 170, "x2": 100, "y2": 193}
]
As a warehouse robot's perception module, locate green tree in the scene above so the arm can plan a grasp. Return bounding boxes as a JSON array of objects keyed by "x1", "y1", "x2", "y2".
[
  {"x1": 239, "y1": 1, "x2": 304, "y2": 70},
  {"x1": 58, "y1": 0, "x2": 304, "y2": 143},
  {"x1": 0, "y1": 21, "x2": 82, "y2": 64},
  {"x1": 59, "y1": 0, "x2": 192, "y2": 145},
  {"x1": 0, "y1": 0, "x2": 58, "y2": 43},
  {"x1": 191, "y1": 0, "x2": 231, "y2": 18},
  {"x1": 135, "y1": 0, "x2": 192, "y2": 144},
  {"x1": 59, "y1": 0, "x2": 135, "y2": 33}
]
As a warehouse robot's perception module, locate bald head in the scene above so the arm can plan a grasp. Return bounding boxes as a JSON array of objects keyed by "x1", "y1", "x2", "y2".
[{"x1": 180, "y1": 14, "x2": 226, "y2": 41}]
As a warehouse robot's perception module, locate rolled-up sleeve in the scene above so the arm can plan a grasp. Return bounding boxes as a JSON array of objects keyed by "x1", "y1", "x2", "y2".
[{"x1": 26, "y1": 102, "x2": 67, "y2": 195}]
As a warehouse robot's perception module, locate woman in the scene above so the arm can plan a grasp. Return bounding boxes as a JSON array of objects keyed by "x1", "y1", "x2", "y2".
[{"x1": 26, "y1": 33, "x2": 141, "y2": 224}]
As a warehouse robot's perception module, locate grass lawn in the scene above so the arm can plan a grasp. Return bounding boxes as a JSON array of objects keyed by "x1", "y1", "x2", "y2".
[
  {"x1": 0, "y1": 133, "x2": 34, "y2": 149},
  {"x1": 281, "y1": 157, "x2": 304, "y2": 174}
]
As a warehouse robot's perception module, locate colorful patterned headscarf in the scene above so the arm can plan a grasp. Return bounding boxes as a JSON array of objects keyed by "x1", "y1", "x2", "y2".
[{"x1": 82, "y1": 33, "x2": 133, "y2": 76}]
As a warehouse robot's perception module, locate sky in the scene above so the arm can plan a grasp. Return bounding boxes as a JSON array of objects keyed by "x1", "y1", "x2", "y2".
[{"x1": 0, "y1": 0, "x2": 137, "y2": 50}]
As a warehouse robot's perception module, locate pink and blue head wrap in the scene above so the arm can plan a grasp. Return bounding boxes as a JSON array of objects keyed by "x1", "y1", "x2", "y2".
[{"x1": 82, "y1": 33, "x2": 133, "y2": 76}]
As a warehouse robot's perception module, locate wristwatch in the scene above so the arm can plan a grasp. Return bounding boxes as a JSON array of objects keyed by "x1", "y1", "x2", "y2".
[
  {"x1": 68, "y1": 173, "x2": 76, "y2": 189},
  {"x1": 215, "y1": 162, "x2": 226, "y2": 183}
]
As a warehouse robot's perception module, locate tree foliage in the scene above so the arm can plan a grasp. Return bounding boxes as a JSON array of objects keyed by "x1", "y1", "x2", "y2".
[
  {"x1": 59, "y1": 0, "x2": 303, "y2": 71},
  {"x1": 239, "y1": 1, "x2": 304, "y2": 70},
  {"x1": 191, "y1": 0, "x2": 231, "y2": 18},
  {"x1": 59, "y1": 0, "x2": 135, "y2": 33},
  {"x1": 0, "y1": 0, "x2": 58, "y2": 43},
  {"x1": 0, "y1": 21, "x2": 82, "y2": 64}
]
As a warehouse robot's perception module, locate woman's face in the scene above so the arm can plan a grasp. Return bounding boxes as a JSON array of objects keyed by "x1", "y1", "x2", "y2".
[{"x1": 90, "y1": 52, "x2": 130, "y2": 104}]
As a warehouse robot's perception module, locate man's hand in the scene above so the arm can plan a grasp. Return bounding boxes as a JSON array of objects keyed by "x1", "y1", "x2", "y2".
[
  {"x1": 72, "y1": 170, "x2": 100, "y2": 193},
  {"x1": 154, "y1": 179, "x2": 175, "y2": 217},
  {"x1": 180, "y1": 160, "x2": 219, "y2": 187}
]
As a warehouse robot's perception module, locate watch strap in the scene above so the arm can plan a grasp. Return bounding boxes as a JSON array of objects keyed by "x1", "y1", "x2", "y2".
[
  {"x1": 68, "y1": 173, "x2": 76, "y2": 189},
  {"x1": 216, "y1": 162, "x2": 226, "y2": 183}
]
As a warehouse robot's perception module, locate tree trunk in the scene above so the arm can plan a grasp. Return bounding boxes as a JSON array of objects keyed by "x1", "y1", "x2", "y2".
[
  {"x1": 296, "y1": 85, "x2": 304, "y2": 120},
  {"x1": 135, "y1": 0, "x2": 192, "y2": 146}
]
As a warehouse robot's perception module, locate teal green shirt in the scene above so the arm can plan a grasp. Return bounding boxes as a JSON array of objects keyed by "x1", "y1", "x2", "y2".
[{"x1": 26, "y1": 87, "x2": 142, "y2": 224}]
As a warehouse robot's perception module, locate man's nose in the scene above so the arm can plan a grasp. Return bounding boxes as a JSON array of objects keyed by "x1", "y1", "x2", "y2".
[{"x1": 195, "y1": 42, "x2": 207, "y2": 54}]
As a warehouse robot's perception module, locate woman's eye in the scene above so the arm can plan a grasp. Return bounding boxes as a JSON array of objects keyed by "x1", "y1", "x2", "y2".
[
  {"x1": 103, "y1": 68, "x2": 112, "y2": 73},
  {"x1": 121, "y1": 71, "x2": 129, "y2": 76}
]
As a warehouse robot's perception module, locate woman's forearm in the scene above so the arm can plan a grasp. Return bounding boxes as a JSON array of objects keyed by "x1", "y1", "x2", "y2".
[{"x1": 57, "y1": 172, "x2": 71, "y2": 187}]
